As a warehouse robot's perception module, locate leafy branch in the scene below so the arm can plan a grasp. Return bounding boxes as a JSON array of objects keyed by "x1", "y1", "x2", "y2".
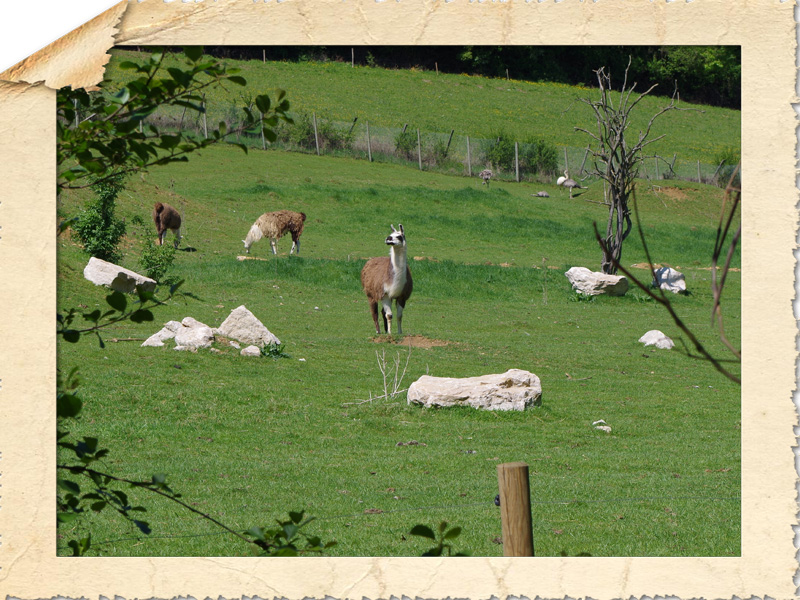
[{"x1": 57, "y1": 46, "x2": 292, "y2": 190}]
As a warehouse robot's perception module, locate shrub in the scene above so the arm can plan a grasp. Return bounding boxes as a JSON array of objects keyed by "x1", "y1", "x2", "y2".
[
  {"x1": 431, "y1": 137, "x2": 450, "y2": 165},
  {"x1": 73, "y1": 176, "x2": 127, "y2": 263},
  {"x1": 481, "y1": 132, "x2": 515, "y2": 172},
  {"x1": 714, "y1": 146, "x2": 741, "y2": 188},
  {"x1": 520, "y1": 137, "x2": 559, "y2": 179},
  {"x1": 394, "y1": 129, "x2": 418, "y2": 159},
  {"x1": 288, "y1": 113, "x2": 354, "y2": 152},
  {"x1": 138, "y1": 237, "x2": 177, "y2": 282}
]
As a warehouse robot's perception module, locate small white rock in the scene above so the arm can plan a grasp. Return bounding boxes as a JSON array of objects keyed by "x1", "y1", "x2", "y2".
[
  {"x1": 241, "y1": 345, "x2": 261, "y2": 357},
  {"x1": 595, "y1": 425, "x2": 612, "y2": 433}
]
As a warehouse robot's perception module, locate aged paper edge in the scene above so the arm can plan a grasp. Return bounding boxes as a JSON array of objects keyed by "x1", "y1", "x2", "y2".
[{"x1": 0, "y1": 1, "x2": 793, "y2": 598}]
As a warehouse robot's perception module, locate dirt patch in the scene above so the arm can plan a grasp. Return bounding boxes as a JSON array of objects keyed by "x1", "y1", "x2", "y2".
[
  {"x1": 237, "y1": 255, "x2": 268, "y2": 261},
  {"x1": 656, "y1": 187, "x2": 689, "y2": 201},
  {"x1": 372, "y1": 335, "x2": 450, "y2": 349},
  {"x1": 630, "y1": 262, "x2": 663, "y2": 270}
]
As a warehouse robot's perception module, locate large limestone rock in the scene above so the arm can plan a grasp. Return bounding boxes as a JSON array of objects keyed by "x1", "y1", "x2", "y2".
[
  {"x1": 407, "y1": 369, "x2": 542, "y2": 411},
  {"x1": 83, "y1": 257, "x2": 156, "y2": 294},
  {"x1": 565, "y1": 266, "x2": 629, "y2": 296},
  {"x1": 652, "y1": 267, "x2": 687, "y2": 294},
  {"x1": 213, "y1": 305, "x2": 280, "y2": 348},
  {"x1": 174, "y1": 317, "x2": 214, "y2": 349},
  {"x1": 141, "y1": 320, "x2": 182, "y2": 347},
  {"x1": 639, "y1": 330, "x2": 674, "y2": 349}
]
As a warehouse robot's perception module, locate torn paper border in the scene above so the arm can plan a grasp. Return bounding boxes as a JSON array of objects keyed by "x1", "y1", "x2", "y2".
[{"x1": 0, "y1": 1, "x2": 795, "y2": 599}]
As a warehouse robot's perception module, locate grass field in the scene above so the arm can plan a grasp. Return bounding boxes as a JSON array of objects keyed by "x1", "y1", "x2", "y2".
[
  {"x1": 105, "y1": 49, "x2": 740, "y2": 176},
  {"x1": 57, "y1": 141, "x2": 741, "y2": 557}
]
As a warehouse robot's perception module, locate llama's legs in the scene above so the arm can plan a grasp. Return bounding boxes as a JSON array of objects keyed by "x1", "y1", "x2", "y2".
[
  {"x1": 369, "y1": 301, "x2": 381, "y2": 334},
  {"x1": 395, "y1": 301, "x2": 404, "y2": 335},
  {"x1": 381, "y1": 299, "x2": 393, "y2": 335},
  {"x1": 290, "y1": 239, "x2": 300, "y2": 254},
  {"x1": 157, "y1": 230, "x2": 165, "y2": 246},
  {"x1": 270, "y1": 238, "x2": 278, "y2": 254},
  {"x1": 173, "y1": 228, "x2": 181, "y2": 249}
]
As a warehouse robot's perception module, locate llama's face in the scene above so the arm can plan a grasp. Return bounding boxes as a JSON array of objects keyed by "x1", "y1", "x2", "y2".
[{"x1": 385, "y1": 225, "x2": 405, "y2": 247}]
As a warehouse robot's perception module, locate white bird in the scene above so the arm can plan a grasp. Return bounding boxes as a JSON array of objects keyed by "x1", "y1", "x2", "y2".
[
  {"x1": 479, "y1": 169, "x2": 493, "y2": 186},
  {"x1": 557, "y1": 170, "x2": 583, "y2": 198}
]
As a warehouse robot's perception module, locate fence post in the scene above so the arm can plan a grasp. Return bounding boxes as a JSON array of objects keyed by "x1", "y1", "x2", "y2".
[
  {"x1": 579, "y1": 145, "x2": 590, "y2": 175},
  {"x1": 366, "y1": 121, "x2": 372, "y2": 162},
  {"x1": 351, "y1": 47, "x2": 355, "y2": 67},
  {"x1": 497, "y1": 462, "x2": 534, "y2": 557},
  {"x1": 313, "y1": 112, "x2": 320, "y2": 156},
  {"x1": 655, "y1": 157, "x2": 660, "y2": 180},
  {"x1": 417, "y1": 128, "x2": 423, "y2": 170},
  {"x1": 260, "y1": 112, "x2": 266, "y2": 150},
  {"x1": 467, "y1": 136, "x2": 472, "y2": 177},
  {"x1": 697, "y1": 160, "x2": 701, "y2": 183},
  {"x1": 515, "y1": 142, "x2": 520, "y2": 183},
  {"x1": 445, "y1": 129, "x2": 455, "y2": 155},
  {"x1": 563, "y1": 147, "x2": 569, "y2": 174}
]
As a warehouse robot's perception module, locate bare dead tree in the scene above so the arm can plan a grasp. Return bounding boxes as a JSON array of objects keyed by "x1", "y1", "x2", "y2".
[
  {"x1": 592, "y1": 168, "x2": 741, "y2": 384},
  {"x1": 576, "y1": 59, "x2": 696, "y2": 274}
]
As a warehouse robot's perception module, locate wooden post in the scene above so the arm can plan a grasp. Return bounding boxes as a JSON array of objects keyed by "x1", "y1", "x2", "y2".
[
  {"x1": 579, "y1": 145, "x2": 590, "y2": 175},
  {"x1": 312, "y1": 112, "x2": 320, "y2": 155},
  {"x1": 202, "y1": 94, "x2": 208, "y2": 139},
  {"x1": 366, "y1": 121, "x2": 372, "y2": 162},
  {"x1": 697, "y1": 160, "x2": 701, "y2": 183},
  {"x1": 435, "y1": 62, "x2": 439, "y2": 75},
  {"x1": 263, "y1": 49, "x2": 266, "y2": 63},
  {"x1": 417, "y1": 128, "x2": 423, "y2": 170},
  {"x1": 497, "y1": 462, "x2": 534, "y2": 557},
  {"x1": 506, "y1": 68, "x2": 510, "y2": 80},
  {"x1": 655, "y1": 157, "x2": 660, "y2": 180},
  {"x1": 260, "y1": 112, "x2": 266, "y2": 150},
  {"x1": 467, "y1": 136, "x2": 472, "y2": 177},
  {"x1": 402, "y1": 123, "x2": 408, "y2": 134},
  {"x1": 351, "y1": 47, "x2": 355, "y2": 67},
  {"x1": 515, "y1": 142, "x2": 520, "y2": 182},
  {"x1": 445, "y1": 129, "x2": 455, "y2": 155},
  {"x1": 563, "y1": 147, "x2": 569, "y2": 173}
]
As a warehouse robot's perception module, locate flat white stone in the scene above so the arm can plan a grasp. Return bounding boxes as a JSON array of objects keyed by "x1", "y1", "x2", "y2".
[
  {"x1": 407, "y1": 369, "x2": 542, "y2": 411},
  {"x1": 639, "y1": 330, "x2": 674, "y2": 349},
  {"x1": 83, "y1": 257, "x2": 156, "y2": 294},
  {"x1": 565, "y1": 266, "x2": 628, "y2": 296}
]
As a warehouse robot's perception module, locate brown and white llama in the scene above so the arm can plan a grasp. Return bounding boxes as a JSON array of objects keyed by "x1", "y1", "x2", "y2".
[
  {"x1": 243, "y1": 210, "x2": 307, "y2": 255},
  {"x1": 153, "y1": 202, "x2": 182, "y2": 248},
  {"x1": 360, "y1": 224, "x2": 413, "y2": 335}
]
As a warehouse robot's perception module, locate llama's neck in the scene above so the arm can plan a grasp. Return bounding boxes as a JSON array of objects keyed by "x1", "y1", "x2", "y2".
[
  {"x1": 386, "y1": 244, "x2": 408, "y2": 296},
  {"x1": 389, "y1": 244, "x2": 407, "y2": 275}
]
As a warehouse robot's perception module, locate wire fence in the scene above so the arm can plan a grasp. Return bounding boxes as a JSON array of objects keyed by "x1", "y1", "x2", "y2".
[{"x1": 141, "y1": 102, "x2": 740, "y2": 189}]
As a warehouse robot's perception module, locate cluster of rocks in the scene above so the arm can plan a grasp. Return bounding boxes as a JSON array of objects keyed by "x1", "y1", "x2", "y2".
[{"x1": 141, "y1": 305, "x2": 280, "y2": 357}]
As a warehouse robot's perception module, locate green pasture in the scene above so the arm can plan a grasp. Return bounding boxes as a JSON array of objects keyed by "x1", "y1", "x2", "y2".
[
  {"x1": 105, "y1": 49, "x2": 740, "y2": 172},
  {"x1": 58, "y1": 144, "x2": 740, "y2": 557}
]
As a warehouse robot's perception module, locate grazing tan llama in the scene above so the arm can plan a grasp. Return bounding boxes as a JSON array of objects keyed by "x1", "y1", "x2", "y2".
[
  {"x1": 153, "y1": 202, "x2": 182, "y2": 248},
  {"x1": 243, "y1": 210, "x2": 307, "y2": 255},
  {"x1": 360, "y1": 224, "x2": 413, "y2": 335}
]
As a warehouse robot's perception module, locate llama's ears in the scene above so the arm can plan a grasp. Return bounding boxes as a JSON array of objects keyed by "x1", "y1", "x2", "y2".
[
  {"x1": 390, "y1": 224, "x2": 398, "y2": 233},
  {"x1": 399, "y1": 224, "x2": 404, "y2": 235}
]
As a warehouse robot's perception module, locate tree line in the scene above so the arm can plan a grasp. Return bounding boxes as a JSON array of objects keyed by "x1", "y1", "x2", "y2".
[{"x1": 127, "y1": 45, "x2": 740, "y2": 110}]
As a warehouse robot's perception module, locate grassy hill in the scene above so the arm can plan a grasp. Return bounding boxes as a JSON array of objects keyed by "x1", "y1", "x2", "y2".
[
  {"x1": 105, "y1": 49, "x2": 740, "y2": 177},
  {"x1": 57, "y1": 143, "x2": 740, "y2": 557}
]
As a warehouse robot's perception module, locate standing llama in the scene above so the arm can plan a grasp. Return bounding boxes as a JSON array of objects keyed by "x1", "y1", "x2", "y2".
[
  {"x1": 153, "y1": 202, "x2": 181, "y2": 248},
  {"x1": 243, "y1": 210, "x2": 307, "y2": 255},
  {"x1": 360, "y1": 224, "x2": 413, "y2": 335}
]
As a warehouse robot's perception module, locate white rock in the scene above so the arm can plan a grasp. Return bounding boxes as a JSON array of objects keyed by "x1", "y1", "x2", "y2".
[
  {"x1": 213, "y1": 305, "x2": 281, "y2": 348},
  {"x1": 565, "y1": 266, "x2": 629, "y2": 296},
  {"x1": 595, "y1": 425, "x2": 612, "y2": 433},
  {"x1": 639, "y1": 330, "x2": 674, "y2": 349},
  {"x1": 140, "y1": 320, "x2": 182, "y2": 347},
  {"x1": 83, "y1": 257, "x2": 156, "y2": 294},
  {"x1": 241, "y1": 345, "x2": 261, "y2": 357},
  {"x1": 652, "y1": 267, "x2": 687, "y2": 294},
  {"x1": 174, "y1": 317, "x2": 214, "y2": 349},
  {"x1": 407, "y1": 369, "x2": 542, "y2": 411}
]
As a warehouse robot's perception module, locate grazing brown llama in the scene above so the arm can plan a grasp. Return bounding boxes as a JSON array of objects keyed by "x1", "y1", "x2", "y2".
[
  {"x1": 153, "y1": 202, "x2": 182, "y2": 248},
  {"x1": 360, "y1": 224, "x2": 413, "y2": 335},
  {"x1": 243, "y1": 210, "x2": 307, "y2": 255}
]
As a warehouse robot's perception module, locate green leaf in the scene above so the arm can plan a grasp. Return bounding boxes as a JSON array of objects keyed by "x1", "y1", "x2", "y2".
[
  {"x1": 82, "y1": 309, "x2": 101, "y2": 323},
  {"x1": 57, "y1": 479, "x2": 81, "y2": 495},
  {"x1": 255, "y1": 95, "x2": 271, "y2": 114},
  {"x1": 57, "y1": 393, "x2": 83, "y2": 418},
  {"x1": 130, "y1": 309, "x2": 154, "y2": 323},
  {"x1": 110, "y1": 88, "x2": 131, "y2": 105},
  {"x1": 106, "y1": 291, "x2": 127, "y2": 312},
  {"x1": 247, "y1": 526, "x2": 266, "y2": 542},
  {"x1": 183, "y1": 46, "x2": 204, "y2": 62},
  {"x1": 118, "y1": 61, "x2": 140, "y2": 70},
  {"x1": 409, "y1": 525, "x2": 436, "y2": 540},
  {"x1": 62, "y1": 330, "x2": 81, "y2": 343}
]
